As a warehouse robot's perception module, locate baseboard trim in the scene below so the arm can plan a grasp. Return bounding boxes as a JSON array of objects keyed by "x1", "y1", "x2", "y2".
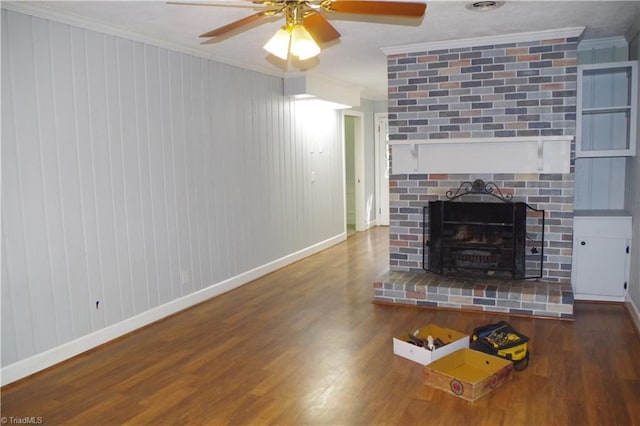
[
  {"x1": 574, "y1": 294, "x2": 626, "y2": 303},
  {"x1": 625, "y1": 295, "x2": 640, "y2": 337},
  {"x1": 1, "y1": 233, "x2": 346, "y2": 386}
]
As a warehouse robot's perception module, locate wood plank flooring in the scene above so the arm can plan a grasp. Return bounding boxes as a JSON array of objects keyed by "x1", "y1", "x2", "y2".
[{"x1": 2, "y1": 227, "x2": 639, "y2": 425}]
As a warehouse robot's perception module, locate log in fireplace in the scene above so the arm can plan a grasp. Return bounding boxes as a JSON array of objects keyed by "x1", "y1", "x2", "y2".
[{"x1": 424, "y1": 180, "x2": 544, "y2": 280}]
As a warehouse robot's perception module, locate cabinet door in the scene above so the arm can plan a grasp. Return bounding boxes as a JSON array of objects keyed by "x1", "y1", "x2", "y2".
[{"x1": 573, "y1": 235, "x2": 628, "y2": 298}]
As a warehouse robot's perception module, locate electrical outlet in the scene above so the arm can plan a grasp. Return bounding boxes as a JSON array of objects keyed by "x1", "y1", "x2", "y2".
[{"x1": 180, "y1": 270, "x2": 190, "y2": 285}]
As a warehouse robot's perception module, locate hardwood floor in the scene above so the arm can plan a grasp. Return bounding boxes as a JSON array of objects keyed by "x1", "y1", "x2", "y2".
[{"x1": 2, "y1": 227, "x2": 639, "y2": 425}]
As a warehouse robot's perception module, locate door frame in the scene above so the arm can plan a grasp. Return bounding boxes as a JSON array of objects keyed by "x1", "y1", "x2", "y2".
[
  {"x1": 342, "y1": 110, "x2": 365, "y2": 232},
  {"x1": 375, "y1": 113, "x2": 389, "y2": 226}
]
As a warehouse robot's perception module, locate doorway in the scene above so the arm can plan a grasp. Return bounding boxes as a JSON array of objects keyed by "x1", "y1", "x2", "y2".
[{"x1": 343, "y1": 110, "x2": 365, "y2": 236}]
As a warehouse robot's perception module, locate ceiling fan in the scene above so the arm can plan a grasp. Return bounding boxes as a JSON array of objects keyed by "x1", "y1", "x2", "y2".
[{"x1": 173, "y1": 0, "x2": 427, "y2": 60}]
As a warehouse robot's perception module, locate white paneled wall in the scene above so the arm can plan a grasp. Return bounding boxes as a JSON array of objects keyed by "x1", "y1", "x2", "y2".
[{"x1": 1, "y1": 10, "x2": 345, "y2": 376}]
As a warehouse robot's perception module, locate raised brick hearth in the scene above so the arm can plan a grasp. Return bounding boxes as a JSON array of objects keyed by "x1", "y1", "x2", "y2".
[{"x1": 373, "y1": 271, "x2": 574, "y2": 320}]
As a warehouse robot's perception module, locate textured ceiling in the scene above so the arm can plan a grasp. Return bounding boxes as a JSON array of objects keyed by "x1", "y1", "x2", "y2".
[{"x1": 4, "y1": 0, "x2": 640, "y2": 99}]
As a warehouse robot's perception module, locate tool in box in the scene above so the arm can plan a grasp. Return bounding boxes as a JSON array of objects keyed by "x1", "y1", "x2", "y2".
[
  {"x1": 407, "y1": 330, "x2": 446, "y2": 351},
  {"x1": 469, "y1": 321, "x2": 530, "y2": 370}
]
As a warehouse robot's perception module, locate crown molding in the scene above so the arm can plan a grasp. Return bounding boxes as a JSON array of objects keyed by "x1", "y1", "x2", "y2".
[
  {"x1": 0, "y1": 1, "x2": 284, "y2": 80},
  {"x1": 381, "y1": 27, "x2": 585, "y2": 56}
]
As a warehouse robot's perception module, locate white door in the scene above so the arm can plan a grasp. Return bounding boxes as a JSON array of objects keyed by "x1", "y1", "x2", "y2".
[
  {"x1": 375, "y1": 114, "x2": 389, "y2": 226},
  {"x1": 574, "y1": 235, "x2": 628, "y2": 298}
]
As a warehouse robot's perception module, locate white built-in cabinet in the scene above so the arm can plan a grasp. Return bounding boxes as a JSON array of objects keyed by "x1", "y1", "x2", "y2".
[
  {"x1": 573, "y1": 59, "x2": 637, "y2": 300},
  {"x1": 575, "y1": 60, "x2": 637, "y2": 211},
  {"x1": 576, "y1": 61, "x2": 637, "y2": 157},
  {"x1": 572, "y1": 215, "x2": 632, "y2": 301}
]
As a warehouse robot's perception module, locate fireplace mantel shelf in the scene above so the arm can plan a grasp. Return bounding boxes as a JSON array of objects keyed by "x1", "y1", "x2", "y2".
[
  {"x1": 388, "y1": 135, "x2": 574, "y2": 146},
  {"x1": 389, "y1": 136, "x2": 574, "y2": 175}
]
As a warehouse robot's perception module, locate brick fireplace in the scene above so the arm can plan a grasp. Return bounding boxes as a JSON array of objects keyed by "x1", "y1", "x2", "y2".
[
  {"x1": 390, "y1": 173, "x2": 574, "y2": 282},
  {"x1": 373, "y1": 29, "x2": 582, "y2": 319}
]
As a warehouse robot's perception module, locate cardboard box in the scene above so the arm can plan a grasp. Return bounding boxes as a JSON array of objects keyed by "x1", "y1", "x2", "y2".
[
  {"x1": 393, "y1": 324, "x2": 468, "y2": 365},
  {"x1": 423, "y1": 348, "x2": 514, "y2": 402}
]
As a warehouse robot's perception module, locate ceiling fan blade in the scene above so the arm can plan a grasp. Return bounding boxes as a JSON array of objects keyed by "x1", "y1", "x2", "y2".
[
  {"x1": 324, "y1": 0, "x2": 426, "y2": 18},
  {"x1": 304, "y1": 11, "x2": 341, "y2": 44},
  {"x1": 167, "y1": 1, "x2": 260, "y2": 8},
  {"x1": 199, "y1": 10, "x2": 278, "y2": 38}
]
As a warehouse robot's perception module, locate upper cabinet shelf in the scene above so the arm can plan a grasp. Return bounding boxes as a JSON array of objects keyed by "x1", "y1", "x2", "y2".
[{"x1": 576, "y1": 61, "x2": 637, "y2": 157}]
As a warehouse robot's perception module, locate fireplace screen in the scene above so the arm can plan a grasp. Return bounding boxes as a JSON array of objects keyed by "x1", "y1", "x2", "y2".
[{"x1": 423, "y1": 180, "x2": 544, "y2": 280}]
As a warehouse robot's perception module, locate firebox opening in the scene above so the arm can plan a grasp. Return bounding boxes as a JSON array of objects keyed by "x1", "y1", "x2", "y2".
[{"x1": 423, "y1": 181, "x2": 545, "y2": 280}]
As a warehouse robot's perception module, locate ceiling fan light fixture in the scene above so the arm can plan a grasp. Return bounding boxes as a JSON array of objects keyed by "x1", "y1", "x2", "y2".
[
  {"x1": 263, "y1": 26, "x2": 291, "y2": 60},
  {"x1": 289, "y1": 24, "x2": 321, "y2": 60}
]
